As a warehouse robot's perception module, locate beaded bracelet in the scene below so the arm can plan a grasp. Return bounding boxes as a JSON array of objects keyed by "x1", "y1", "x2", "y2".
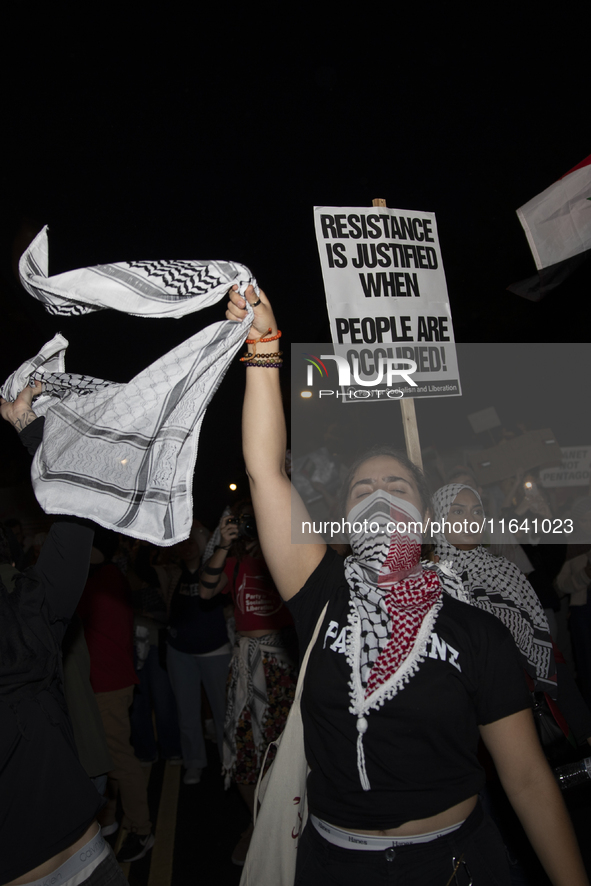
[
  {"x1": 240, "y1": 351, "x2": 283, "y2": 363},
  {"x1": 245, "y1": 360, "x2": 283, "y2": 369},
  {"x1": 245, "y1": 328, "x2": 282, "y2": 345}
]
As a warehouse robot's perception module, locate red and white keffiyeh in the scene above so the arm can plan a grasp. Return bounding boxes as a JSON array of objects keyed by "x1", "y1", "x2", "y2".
[{"x1": 344, "y1": 491, "x2": 442, "y2": 789}]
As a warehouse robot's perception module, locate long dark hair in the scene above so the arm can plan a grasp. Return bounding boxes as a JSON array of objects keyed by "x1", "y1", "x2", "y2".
[{"x1": 339, "y1": 445, "x2": 432, "y2": 519}]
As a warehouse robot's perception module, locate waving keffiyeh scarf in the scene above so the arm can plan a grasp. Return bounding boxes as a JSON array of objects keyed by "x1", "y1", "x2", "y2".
[
  {"x1": 19, "y1": 225, "x2": 255, "y2": 318},
  {"x1": 432, "y1": 484, "x2": 557, "y2": 697},
  {"x1": 343, "y1": 490, "x2": 442, "y2": 790},
  {"x1": 1, "y1": 227, "x2": 257, "y2": 546}
]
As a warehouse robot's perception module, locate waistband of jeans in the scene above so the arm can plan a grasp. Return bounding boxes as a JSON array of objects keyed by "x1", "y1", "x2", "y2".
[
  {"x1": 310, "y1": 801, "x2": 482, "y2": 852},
  {"x1": 21, "y1": 826, "x2": 107, "y2": 886}
]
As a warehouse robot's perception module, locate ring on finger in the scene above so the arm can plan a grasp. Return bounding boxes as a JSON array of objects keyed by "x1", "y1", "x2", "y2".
[{"x1": 252, "y1": 297, "x2": 262, "y2": 307}]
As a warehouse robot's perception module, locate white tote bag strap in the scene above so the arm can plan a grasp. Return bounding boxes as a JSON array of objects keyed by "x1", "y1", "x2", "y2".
[
  {"x1": 296, "y1": 601, "x2": 330, "y2": 697},
  {"x1": 253, "y1": 600, "x2": 329, "y2": 822}
]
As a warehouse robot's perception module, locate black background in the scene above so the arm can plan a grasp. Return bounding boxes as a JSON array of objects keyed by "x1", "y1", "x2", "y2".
[{"x1": 2, "y1": 7, "x2": 589, "y2": 525}]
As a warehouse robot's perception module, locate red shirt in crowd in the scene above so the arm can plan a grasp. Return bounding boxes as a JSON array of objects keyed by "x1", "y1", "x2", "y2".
[
  {"x1": 222, "y1": 555, "x2": 293, "y2": 633},
  {"x1": 78, "y1": 563, "x2": 138, "y2": 693}
]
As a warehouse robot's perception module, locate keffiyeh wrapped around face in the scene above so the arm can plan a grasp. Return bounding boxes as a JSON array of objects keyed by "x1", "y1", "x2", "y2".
[
  {"x1": 432, "y1": 484, "x2": 556, "y2": 696},
  {"x1": 343, "y1": 490, "x2": 442, "y2": 789}
]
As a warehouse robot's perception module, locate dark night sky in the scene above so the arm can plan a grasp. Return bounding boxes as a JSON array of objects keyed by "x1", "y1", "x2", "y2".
[{"x1": 1, "y1": 10, "x2": 589, "y2": 526}]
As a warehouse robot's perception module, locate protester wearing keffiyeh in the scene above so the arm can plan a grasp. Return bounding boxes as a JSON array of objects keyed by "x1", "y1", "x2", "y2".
[
  {"x1": 343, "y1": 489, "x2": 443, "y2": 790},
  {"x1": 432, "y1": 483, "x2": 557, "y2": 698}
]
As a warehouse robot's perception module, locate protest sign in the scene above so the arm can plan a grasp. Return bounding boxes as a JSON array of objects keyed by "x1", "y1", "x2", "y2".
[
  {"x1": 539, "y1": 447, "x2": 591, "y2": 487},
  {"x1": 313, "y1": 206, "x2": 461, "y2": 400}
]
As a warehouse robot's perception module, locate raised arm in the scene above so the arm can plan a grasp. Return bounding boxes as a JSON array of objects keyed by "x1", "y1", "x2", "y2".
[
  {"x1": 198, "y1": 516, "x2": 237, "y2": 599},
  {"x1": 226, "y1": 286, "x2": 325, "y2": 600},
  {"x1": 480, "y1": 709, "x2": 589, "y2": 886}
]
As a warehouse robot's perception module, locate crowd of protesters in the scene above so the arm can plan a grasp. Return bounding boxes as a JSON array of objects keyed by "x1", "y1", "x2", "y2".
[{"x1": 1, "y1": 290, "x2": 591, "y2": 885}]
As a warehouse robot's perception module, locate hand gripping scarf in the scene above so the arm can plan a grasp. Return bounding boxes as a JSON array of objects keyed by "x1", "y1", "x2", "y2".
[
  {"x1": 432, "y1": 484, "x2": 557, "y2": 697},
  {"x1": 343, "y1": 490, "x2": 442, "y2": 790},
  {"x1": 1, "y1": 228, "x2": 257, "y2": 546}
]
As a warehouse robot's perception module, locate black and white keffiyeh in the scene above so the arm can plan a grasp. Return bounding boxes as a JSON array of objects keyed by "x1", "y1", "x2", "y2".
[
  {"x1": 432, "y1": 484, "x2": 557, "y2": 697},
  {"x1": 19, "y1": 226, "x2": 256, "y2": 318},
  {"x1": 1, "y1": 230, "x2": 258, "y2": 546},
  {"x1": 343, "y1": 491, "x2": 442, "y2": 790}
]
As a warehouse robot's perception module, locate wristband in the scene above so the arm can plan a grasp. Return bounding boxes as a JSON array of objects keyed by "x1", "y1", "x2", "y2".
[{"x1": 203, "y1": 564, "x2": 225, "y2": 575}]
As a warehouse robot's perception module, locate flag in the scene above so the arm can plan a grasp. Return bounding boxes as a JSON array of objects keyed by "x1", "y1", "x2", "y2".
[{"x1": 508, "y1": 155, "x2": 591, "y2": 301}]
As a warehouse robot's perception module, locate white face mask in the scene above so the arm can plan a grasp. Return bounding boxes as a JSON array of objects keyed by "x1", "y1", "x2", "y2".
[{"x1": 347, "y1": 490, "x2": 424, "y2": 586}]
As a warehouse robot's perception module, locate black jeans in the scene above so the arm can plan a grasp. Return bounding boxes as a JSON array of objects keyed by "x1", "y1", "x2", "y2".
[{"x1": 295, "y1": 802, "x2": 511, "y2": 885}]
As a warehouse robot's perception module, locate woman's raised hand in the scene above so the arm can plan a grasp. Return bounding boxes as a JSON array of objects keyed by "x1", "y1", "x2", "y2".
[{"x1": 226, "y1": 284, "x2": 277, "y2": 341}]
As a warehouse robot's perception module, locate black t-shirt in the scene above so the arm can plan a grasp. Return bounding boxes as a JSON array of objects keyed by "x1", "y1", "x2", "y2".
[
  {"x1": 168, "y1": 564, "x2": 229, "y2": 654},
  {"x1": 287, "y1": 547, "x2": 530, "y2": 830}
]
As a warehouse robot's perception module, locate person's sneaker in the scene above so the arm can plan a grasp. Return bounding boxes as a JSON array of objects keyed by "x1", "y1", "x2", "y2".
[
  {"x1": 183, "y1": 766, "x2": 202, "y2": 784},
  {"x1": 231, "y1": 822, "x2": 254, "y2": 866},
  {"x1": 116, "y1": 832, "x2": 155, "y2": 863},
  {"x1": 101, "y1": 821, "x2": 119, "y2": 837}
]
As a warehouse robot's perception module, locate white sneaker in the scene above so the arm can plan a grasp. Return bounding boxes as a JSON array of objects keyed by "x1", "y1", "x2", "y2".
[
  {"x1": 183, "y1": 767, "x2": 202, "y2": 785},
  {"x1": 101, "y1": 821, "x2": 119, "y2": 837}
]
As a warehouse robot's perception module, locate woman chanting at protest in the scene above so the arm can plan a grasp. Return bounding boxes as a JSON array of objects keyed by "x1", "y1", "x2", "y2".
[
  {"x1": 0, "y1": 382, "x2": 127, "y2": 886},
  {"x1": 224, "y1": 283, "x2": 589, "y2": 886},
  {"x1": 199, "y1": 499, "x2": 297, "y2": 865}
]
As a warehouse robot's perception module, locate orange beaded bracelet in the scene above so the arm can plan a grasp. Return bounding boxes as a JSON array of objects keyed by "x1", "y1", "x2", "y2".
[{"x1": 245, "y1": 328, "x2": 282, "y2": 344}]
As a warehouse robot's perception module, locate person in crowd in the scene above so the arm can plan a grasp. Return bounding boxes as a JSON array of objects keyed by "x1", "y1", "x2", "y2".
[
  {"x1": 494, "y1": 470, "x2": 567, "y2": 638},
  {"x1": 127, "y1": 540, "x2": 183, "y2": 765},
  {"x1": 224, "y1": 284, "x2": 589, "y2": 886},
  {"x1": 432, "y1": 483, "x2": 591, "y2": 745},
  {"x1": 555, "y1": 497, "x2": 591, "y2": 708},
  {"x1": 78, "y1": 529, "x2": 154, "y2": 863},
  {"x1": 0, "y1": 382, "x2": 127, "y2": 886},
  {"x1": 199, "y1": 500, "x2": 297, "y2": 865},
  {"x1": 432, "y1": 484, "x2": 556, "y2": 683},
  {"x1": 166, "y1": 519, "x2": 231, "y2": 785},
  {"x1": 432, "y1": 483, "x2": 591, "y2": 883}
]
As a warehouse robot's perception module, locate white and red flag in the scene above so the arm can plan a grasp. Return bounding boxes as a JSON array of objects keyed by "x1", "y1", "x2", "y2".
[{"x1": 508, "y1": 154, "x2": 591, "y2": 300}]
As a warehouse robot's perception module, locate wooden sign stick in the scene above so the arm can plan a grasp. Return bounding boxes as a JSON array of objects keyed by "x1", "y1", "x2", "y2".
[{"x1": 372, "y1": 197, "x2": 423, "y2": 471}]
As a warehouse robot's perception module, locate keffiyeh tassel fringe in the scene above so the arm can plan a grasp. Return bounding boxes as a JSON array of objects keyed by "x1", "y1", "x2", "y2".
[{"x1": 356, "y1": 717, "x2": 371, "y2": 791}]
